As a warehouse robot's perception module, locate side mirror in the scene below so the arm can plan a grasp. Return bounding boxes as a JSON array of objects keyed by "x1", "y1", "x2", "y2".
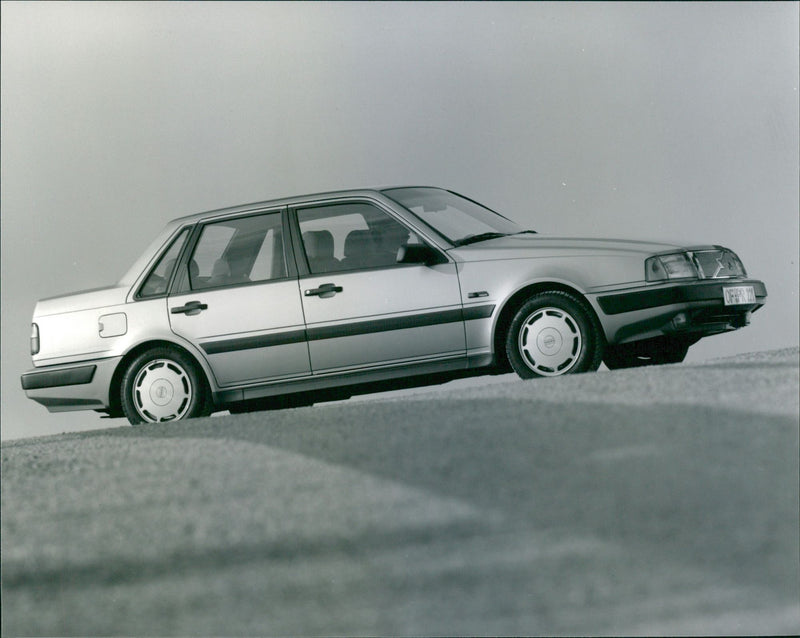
[{"x1": 396, "y1": 244, "x2": 447, "y2": 267}]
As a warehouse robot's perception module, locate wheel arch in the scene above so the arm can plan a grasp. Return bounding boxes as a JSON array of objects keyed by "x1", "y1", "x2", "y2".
[
  {"x1": 108, "y1": 339, "x2": 213, "y2": 417},
  {"x1": 492, "y1": 281, "x2": 606, "y2": 370}
]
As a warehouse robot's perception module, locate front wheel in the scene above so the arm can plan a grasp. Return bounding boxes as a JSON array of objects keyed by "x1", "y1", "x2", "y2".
[
  {"x1": 120, "y1": 347, "x2": 212, "y2": 424},
  {"x1": 505, "y1": 291, "x2": 603, "y2": 379}
]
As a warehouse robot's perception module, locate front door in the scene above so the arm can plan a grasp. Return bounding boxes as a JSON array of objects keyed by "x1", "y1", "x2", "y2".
[
  {"x1": 293, "y1": 201, "x2": 466, "y2": 373},
  {"x1": 168, "y1": 209, "x2": 311, "y2": 387}
]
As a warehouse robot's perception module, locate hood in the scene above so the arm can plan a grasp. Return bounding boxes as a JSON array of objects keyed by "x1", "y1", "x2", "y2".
[
  {"x1": 35, "y1": 284, "x2": 131, "y2": 318},
  {"x1": 449, "y1": 234, "x2": 695, "y2": 261}
]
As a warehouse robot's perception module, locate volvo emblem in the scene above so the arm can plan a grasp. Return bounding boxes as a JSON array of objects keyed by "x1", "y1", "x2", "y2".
[{"x1": 150, "y1": 380, "x2": 174, "y2": 406}]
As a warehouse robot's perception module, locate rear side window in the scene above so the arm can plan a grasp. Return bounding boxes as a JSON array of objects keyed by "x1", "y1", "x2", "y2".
[
  {"x1": 138, "y1": 228, "x2": 191, "y2": 298},
  {"x1": 189, "y1": 212, "x2": 287, "y2": 290}
]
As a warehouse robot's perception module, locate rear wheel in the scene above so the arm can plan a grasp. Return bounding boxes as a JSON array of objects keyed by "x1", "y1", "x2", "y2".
[
  {"x1": 120, "y1": 347, "x2": 212, "y2": 424},
  {"x1": 603, "y1": 336, "x2": 691, "y2": 369},
  {"x1": 505, "y1": 291, "x2": 603, "y2": 379}
]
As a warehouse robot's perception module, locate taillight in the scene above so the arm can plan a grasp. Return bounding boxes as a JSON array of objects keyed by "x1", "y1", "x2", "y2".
[{"x1": 31, "y1": 323, "x2": 40, "y2": 355}]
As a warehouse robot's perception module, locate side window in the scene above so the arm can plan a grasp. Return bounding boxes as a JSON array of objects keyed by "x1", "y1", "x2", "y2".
[
  {"x1": 138, "y1": 228, "x2": 191, "y2": 298},
  {"x1": 189, "y1": 212, "x2": 286, "y2": 290},
  {"x1": 297, "y1": 203, "x2": 417, "y2": 274}
]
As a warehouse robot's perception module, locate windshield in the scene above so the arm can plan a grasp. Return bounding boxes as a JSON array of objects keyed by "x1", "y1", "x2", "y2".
[{"x1": 382, "y1": 187, "x2": 524, "y2": 246}]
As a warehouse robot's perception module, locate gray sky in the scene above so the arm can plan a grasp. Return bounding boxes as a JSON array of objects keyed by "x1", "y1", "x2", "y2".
[{"x1": 2, "y1": 1, "x2": 798, "y2": 440}]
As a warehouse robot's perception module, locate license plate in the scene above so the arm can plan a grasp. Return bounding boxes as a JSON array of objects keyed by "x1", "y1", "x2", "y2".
[{"x1": 723, "y1": 285, "x2": 756, "y2": 305}]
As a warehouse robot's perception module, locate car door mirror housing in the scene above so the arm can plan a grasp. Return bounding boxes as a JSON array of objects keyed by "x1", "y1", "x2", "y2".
[{"x1": 397, "y1": 244, "x2": 447, "y2": 266}]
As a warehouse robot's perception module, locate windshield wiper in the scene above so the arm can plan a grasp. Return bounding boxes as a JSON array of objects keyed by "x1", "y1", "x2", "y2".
[
  {"x1": 453, "y1": 232, "x2": 509, "y2": 247},
  {"x1": 514, "y1": 229, "x2": 538, "y2": 235}
]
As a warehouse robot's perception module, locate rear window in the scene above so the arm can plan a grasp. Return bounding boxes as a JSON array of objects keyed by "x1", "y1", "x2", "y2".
[{"x1": 188, "y1": 212, "x2": 287, "y2": 290}]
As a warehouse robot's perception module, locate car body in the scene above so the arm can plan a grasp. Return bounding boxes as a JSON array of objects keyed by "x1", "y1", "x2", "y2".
[{"x1": 22, "y1": 186, "x2": 767, "y2": 424}]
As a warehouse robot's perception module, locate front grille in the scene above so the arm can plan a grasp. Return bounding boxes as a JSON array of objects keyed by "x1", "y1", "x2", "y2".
[{"x1": 690, "y1": 249, "x2": 746, "y2": 279}]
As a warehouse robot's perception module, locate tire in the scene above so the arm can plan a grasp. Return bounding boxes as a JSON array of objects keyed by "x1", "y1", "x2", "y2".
[
  {"x1": 120, "y1": 347, "x2": 212, "y2": 424},
  {"x1": 603, "y1": 336, "x2": 690, "y2": 370},
  {"x1": 505, "y1": 291, "x2": 603, "y2": 379}
]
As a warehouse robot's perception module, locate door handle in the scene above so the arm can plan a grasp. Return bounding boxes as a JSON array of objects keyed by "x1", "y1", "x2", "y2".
[
  {"x1": 171, "y1": 300, "x2": 208, "y2": 315},
  {"x1": 304, "y1": 283, "x2": 343, "y2": 298}
]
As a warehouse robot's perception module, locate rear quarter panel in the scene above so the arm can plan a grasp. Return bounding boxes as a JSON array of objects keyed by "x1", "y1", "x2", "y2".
[{"x1": 32, "y1": 296, "x2": 214, "y2": 387}]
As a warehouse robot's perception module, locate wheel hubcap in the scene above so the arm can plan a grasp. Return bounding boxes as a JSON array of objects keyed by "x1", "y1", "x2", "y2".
[
  {"x1": 518, "y1": 307, "x2": 582, "y2": 376},
  {"x1": 133, "y1": 359, "x2": 192, "y2": 422}
]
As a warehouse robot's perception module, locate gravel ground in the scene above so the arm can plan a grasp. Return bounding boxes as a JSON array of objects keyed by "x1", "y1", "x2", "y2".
[{"x1": 2, "y1": 347, "x2": 798, "y2": 636}]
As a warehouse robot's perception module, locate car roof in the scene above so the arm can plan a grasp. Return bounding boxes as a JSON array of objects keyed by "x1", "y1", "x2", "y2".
[{"x1": 169, "y1": 186, "x2": 441, "y2": 225}]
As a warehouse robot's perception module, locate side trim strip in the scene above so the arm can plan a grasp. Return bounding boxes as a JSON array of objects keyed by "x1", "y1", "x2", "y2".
[
  {"x1": 21, "y1": 365, "x2": 97, "y2": 390},
  {"x1": 307, "y1": 305, "x2": 495, "y2": 341},
  {"x1": 201, "y1": 329, "x2": 307, "y2": 355},
  {"x1": 463, "y1": 304, "x2": 495, "y2": 321},
  {"x1": 201, "y1": 304, "x2": 497, "y2": 355},
  {"x1": 307, "y1": 308, "x2": 461, "y2": 341}
]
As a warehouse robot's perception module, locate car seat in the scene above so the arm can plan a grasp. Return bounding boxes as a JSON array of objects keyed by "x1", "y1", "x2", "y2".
[
  {"x1": 342, "y1": 230, "x2": 377, "y2": 270},
  {"x1": 302, "y1": 230, "x2": 340, "y2": 273}
]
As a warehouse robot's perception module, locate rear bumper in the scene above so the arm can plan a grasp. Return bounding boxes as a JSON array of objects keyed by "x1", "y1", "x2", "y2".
[
  {"x1": 594, "y1": 279, "x2": 767, "y2": 345},
  {"x1": 21, "y1": 364, "x2": 97, "y2": 390},
  {"x1": 21, "y1": 357, "x2": 122, "y2": 413}
]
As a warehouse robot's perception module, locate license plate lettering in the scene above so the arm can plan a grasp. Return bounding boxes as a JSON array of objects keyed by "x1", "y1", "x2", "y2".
[{"x1": 723, "y1": 286, "x2": 756, "y2": 305}]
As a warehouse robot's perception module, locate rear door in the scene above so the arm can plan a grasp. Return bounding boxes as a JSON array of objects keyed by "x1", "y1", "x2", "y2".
[
  {"x1": 292, "y1": 200, "x2": 466, "y2": 373},
  {"x1": 168, "y1": 208, "x2": 311, "y2": 387}
]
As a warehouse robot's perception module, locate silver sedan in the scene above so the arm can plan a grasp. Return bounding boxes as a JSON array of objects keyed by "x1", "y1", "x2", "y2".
[{"x1": 22, "y1": 187, "x2": 767, "y2": 424}]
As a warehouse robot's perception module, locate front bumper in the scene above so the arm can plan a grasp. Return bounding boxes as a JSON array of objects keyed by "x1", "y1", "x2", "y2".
[
  {"x1": 595, "y1": 279, "x2": 767, "y2": 344},
  {"x1": 21, "y1": 356, "x2": 122, "y2": 413}
]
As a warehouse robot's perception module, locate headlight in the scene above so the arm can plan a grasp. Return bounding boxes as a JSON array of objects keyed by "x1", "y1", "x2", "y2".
[{"x1": 645, "y1": 253, "x2": 698, "y2": 282}]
